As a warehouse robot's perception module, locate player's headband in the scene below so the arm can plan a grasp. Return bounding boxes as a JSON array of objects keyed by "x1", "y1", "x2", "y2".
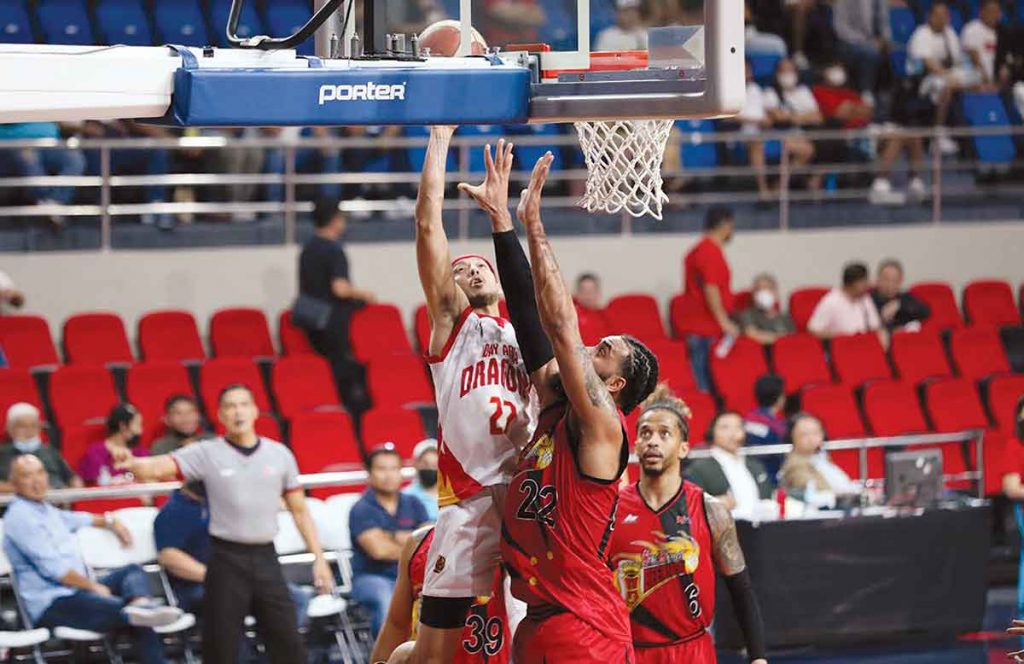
[{"x1": 451, "y1": 254, "x2": 496, "y2": 277}]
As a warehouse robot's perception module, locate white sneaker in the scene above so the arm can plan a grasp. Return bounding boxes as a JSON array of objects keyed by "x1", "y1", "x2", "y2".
[
  {"x1": 907, "y1": 177, "x2": 927, "y2": 203},
  {"x1": 869, "y1": 177, "x2": 905, "y2": 205},
  {"x1": 937, "y1": 135, "x2": 958, "y2": 156},
  {"x1": 123, "y1": 604, "x2": 183, "y2": 628}
]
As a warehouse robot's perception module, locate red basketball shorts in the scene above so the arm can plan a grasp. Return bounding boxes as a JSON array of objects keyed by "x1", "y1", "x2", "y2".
[
  {"x1": 634, "y1": 632, "x2": 716, "y2": 664},
  {"x1": 512, "y1": 612, "x2": 635, "y2": 664}
]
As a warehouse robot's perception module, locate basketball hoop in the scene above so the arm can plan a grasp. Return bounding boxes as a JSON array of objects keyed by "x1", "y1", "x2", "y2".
[{"x1": 573, "y1": 118, "x2": 674, "y2": 220}]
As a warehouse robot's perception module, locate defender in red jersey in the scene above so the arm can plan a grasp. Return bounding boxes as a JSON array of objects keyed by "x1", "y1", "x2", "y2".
[
  {"x1": 489, "y1": 154, "x2": 660, "y2": 664},
  {"x1": 609, "y1": 386, "x2": 769, "y2": 664},
  {"x1": 371, "y1": 526, "x2": 509, "y2": 664}
]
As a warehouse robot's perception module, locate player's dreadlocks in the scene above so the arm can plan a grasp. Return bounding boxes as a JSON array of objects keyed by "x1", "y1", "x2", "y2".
[
  {"x1": 619, "y1": 335, "x2": 659, "y2": 415},
  {"x1": 639, "y1": 383, "x2": 693, "y2": 441}
]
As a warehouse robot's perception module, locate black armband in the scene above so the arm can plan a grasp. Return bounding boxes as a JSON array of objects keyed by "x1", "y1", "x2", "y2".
[
  {"x1": 723, "y1": 569, "x2": 767, "y2": 661},
  {"x1": 419, "y1": 595, "x2": 474, "y2": 629},
  {"x1": 492, "y1": 230, "x2": 554, "y2": 373}
]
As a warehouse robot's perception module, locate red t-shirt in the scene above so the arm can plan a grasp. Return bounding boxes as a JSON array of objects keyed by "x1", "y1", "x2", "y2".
[
  {"x1": 1001, "y1": 437, "x2": 1024, "y2": 480},
  {"x1": 811, "y1": 85, "x2": 870, "y2": 129},
  {"x1": 679, "y1": 236, "x2": 733, "y2": 337}
]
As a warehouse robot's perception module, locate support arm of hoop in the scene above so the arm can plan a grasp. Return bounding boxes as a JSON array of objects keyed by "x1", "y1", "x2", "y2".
[{"x1": 227, "y1": 0, "x2": 346, "y2": 50}]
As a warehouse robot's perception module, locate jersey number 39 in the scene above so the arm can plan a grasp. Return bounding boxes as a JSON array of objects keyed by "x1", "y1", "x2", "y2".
[{"x1": 463, "y1": 615, "x2": 504, "y2": 656}]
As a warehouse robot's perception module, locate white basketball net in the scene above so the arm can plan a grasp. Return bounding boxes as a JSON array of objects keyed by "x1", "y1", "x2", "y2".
[{"x1": 573, "y1": 119, "x2": 674, "y2": 220}]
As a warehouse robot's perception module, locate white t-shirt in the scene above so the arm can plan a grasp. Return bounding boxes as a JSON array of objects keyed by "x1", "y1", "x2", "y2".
[
  {"x1": 807, "y1": 288, "x2": 882, "y2": 337},
  {"x1": 763, "y1": 85, "x2": 821, "y2": 115},
  {"x1": 908, "y1": 24, "x2": 963, "y2": 67},
  {"x1": 960, "y1": 19, "x2": 997, "y2": 80},
  {"x1": 594, "y1": 26, "x2": 648, "y2": 52},
  {"x1": 737, "y1": 82, "x2": 768, "y2": 126},
  {"x1": 710, "y1": 446, "x2": 761, "y2": 519}
]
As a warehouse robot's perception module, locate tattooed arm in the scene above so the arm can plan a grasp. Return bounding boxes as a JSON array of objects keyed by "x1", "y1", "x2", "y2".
[
  {"x1": 706, "y1": 495, "x2": 768, "y2": 663},
  {"x1": 518, "y1": 153, "x2": 623, "y2": 480}
]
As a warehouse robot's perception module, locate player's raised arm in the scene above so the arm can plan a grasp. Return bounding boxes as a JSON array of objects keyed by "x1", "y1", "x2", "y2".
[
  {"x1": 517, "y1": 154, "x2": 622, "y2": 453},
  {"x1": 416, "y1": 125, "x2": 470, "y2": 355}
]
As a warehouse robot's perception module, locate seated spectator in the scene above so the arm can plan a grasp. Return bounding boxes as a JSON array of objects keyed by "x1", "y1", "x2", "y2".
[
  {"x1": 3, "y1": 455, "x2": 181, "y2": 664},
  {"x1": 732, "y1": 61, "x2": 775, "y2": 200},
  {"x1": 871, "y1": 258, "x2": 931, "y2": 332},
  {"x1": 995, "y1": 24, "x2": 1024, "y2": 119},
  {"x1": 0, "y1": 122, "x2": 86, "y2": 227},
  {"x1": 0, "y1": 403, "x2": 81, "y2": 493},
  {"x1": 763, "y1": 59, "x2": 822, "y2": 192},
  {"x1": 1002, "y1": 396, "x2": 1024, "y2": 617},
  {"x1": 744, "y1": 0, "x2": 786, "y2": 56},
  {"x1": 402, "y1": 439, "x2": 439, "y2": 522},
  {"x1": 573, "y1": 272, "x2": 612, "y2": 343},
  {"x1": 909, "y1": 2, "x2": 979, "y2": 155},
  {"x1": 480, "y1": 0, "x2": 545, "y2": 46},
  {"x1": 807, "y1": 261, "x2": 883, "y2": 339},
  {"x1": 685, "y1": 412, "x2": 774, "y2": 520},
  {"x1": 0, "y1": 268, "x2": 25, "y2": 313},
  {"x1": 744, "y1": 375, "x2": 788, "y2": 478},
  {"x1": 79, "y1": 404, "x2": 149, "y2": 486},
  {"x1": 832, "y1": 0, "x2": 890, "y2": 103},
  {"x1": 779, "y1": 413, "x2": 858, "y2": 505},
  {"x1": 812, "y1": 61, "x2": 874, "y2": 129},
  {"x1": 961, "y1": 0, "x2": 1001, "y2": 91},
  {"x1": 736, "y1": 273, "x2": 796, "y2": 344},
  {"x1": 869, "y1": 128, "x2": 928, "y2": 205},
  {"x1": 596, "y1": 0, "x2": 648, "y2": 52},
  {"x1": 150, "y1": 395, "x2": 206, "y2": 456},
  {"x1": 349, "y1": 445, "x2": 429, "y2": 638}
]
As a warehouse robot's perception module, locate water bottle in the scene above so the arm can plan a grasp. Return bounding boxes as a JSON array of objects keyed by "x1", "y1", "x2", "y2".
[
  {"x1": 98, "y1": 465, "x2": 111, "y2": 487},
  {"x1": 714, "y1": 333, "x2": 736, "y2": 359}
]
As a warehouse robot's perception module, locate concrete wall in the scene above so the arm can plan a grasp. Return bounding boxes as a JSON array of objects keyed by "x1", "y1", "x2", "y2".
[{"x1": 4, "y1": 221, "x2": 1022, "y2": 344}]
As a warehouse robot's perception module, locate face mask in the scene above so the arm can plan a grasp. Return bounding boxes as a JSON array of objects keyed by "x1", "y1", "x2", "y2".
[
  {"x1": 13, "y1": 437, "x2": 41, "y2": 453},
  {"x1": 824, "y1": 67, "x2": 847, "y2": 87},
  {"x1": 753, "y1": 289, "x2": 776, "y2": 311},
  {"x1": 778, "y1": 71, "x2": 798, "y2": 89},
  {"x1": 417, "y1": 468, "x2": 438, "y2": 489}
]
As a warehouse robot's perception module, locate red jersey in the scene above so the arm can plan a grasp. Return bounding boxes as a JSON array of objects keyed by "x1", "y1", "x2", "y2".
[
  {"x1": 609, "y1": 481, "x2": 716, "y2": 649},
  {"x1": 679, "y1": 237, "x2": 733, "y2": 336},
  {"x1": 811, "y1": 85, "x2": 870, "y2": 128},
  {"x1": 409, "y1": 529, "x2": 510, "y2": 663},
  {"x1": 500, "y1": 404, "x2": 631, "y2": 644}
]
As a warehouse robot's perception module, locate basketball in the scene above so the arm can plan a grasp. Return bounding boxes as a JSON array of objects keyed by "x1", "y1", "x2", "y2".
[{"x1": 418, "y1": 19, "x2": 488, "y2": 57}]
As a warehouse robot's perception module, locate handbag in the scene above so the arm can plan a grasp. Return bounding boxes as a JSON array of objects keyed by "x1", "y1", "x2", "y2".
[{"x1": 291, "y1": 294, "x2": 333, "y2": 331}]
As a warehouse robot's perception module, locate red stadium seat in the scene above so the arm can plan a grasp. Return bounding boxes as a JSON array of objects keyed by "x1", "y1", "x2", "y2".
[
  {"x1": 0, "y1": 369, "x2": 44, "y2": 419},
  {"x1": 125, "y1": 362, "x2": 193, "y2": 428},
  {"x1": 645, "y1": 339, "x2": 695, "y2": 393},
  {"x1": 48, "y1": 366, "x2": 119, "y2": 428},
  {"x1": 361, "y1": 408, "x2": 428, "y2": 458},
  {"x1": 199, "y1": 358, "x2": 272, "y2": 416},
  {"x1": 366, "y1": 355, "x2": 434, "y2": 409},
  {"x1": 964, "y1": 279, "x2": 1020, "y2": 327},
  {"x1": 908, "y1": 282, "x2": 963, "y2": 332},
  {"x1": 890, "y1": 330, "x2": 953, "y2": 384},
  {"x1": 137, "y1": 310, "x2": 205, "y2": 363},
  {"x1": 271, "y1": 355, "x2": 342, "y2": 421},
  {"x1": 668, "y1": 293, "x2": 687, "y2": 338},
  {"x1": 604, "y1": 294, "x2": 668, "y2": 344},
  {"x1": 72, "y1": 498, "x2": 145, "y2": 513},
  {"x1": 279, "y1": 310, "x2": 314, "y2": 356},
  {"x1": 61, "y1": 423, "x2": 106, "y2": 471},
  {"x1": 289, "y1": 411, "x2": 362, "y2": 498},
  {"x1": 772, "y1": 333, "x2": 832, "y2": 393},
  {"x1": 213, "y1": 415, "x2": 283, "y2": 441},
  {"x1": 800, "y1": 384, "x2": 872, "y2": 478},
  {"x1": 209, "y1": 308, "x2": 275, "y2": 359},
  {"x1": 622, "y1": 389, "x2": 715, "y2": 448},
  {"x1": 863, "y1": 380, "x2": 929, "y2": 436},
  {"x1": 577, "y1": 304, "x2": 613, "y2": 346},
  {"x1": 63, "y1": 313, "x2": 134, "y2": 367},
  {"x1": 924, "y1": 378, "x2": 993, "y2": 490},
  {"x1": 788, "y1": 287, "x2": 830, "y2": 333},
  {"x1": 949, "y1": 326, "x2": 1010, "y2": 381},
  {"x1": 0, "y1": 315, "x2": 60, "y2": 371},
  {"x1": 709, "y1": 337, "x2": 768, "y2": 412},
  {"x1": 350, "y1": 304, "x2": 414, "y2": 363},
  {"x1": 988, "y1": 374, "x2": 1024, "y2": 433},
  {"x1": 733, "y1": 290, "x2": 753, "y2": 313},
  {"x1": 830, "y1": 333, "x2": 892, "y2": 386},
  {"x1": 413, "y1": 304, "x2": 432, "y2": 353}
]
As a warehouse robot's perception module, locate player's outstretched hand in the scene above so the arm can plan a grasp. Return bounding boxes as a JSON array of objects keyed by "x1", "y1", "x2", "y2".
[
  {"x1": 516, "y1": 151, "x2": 554, "y2": 225},
  {"x1": 457, "y1": 138, "x2": 514, "y2": 222}
]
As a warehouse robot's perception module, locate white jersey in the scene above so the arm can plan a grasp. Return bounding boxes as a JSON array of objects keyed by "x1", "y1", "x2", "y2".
[{"x1": 427, "y1": 307, "x2": 536, "y2": 506}]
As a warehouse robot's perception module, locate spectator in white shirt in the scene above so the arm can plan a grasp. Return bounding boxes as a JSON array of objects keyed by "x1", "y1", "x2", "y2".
[
  {"x1": 595, "y1": 0, "x2": 648, "y2": 52},
  {"x1": 780, "y1": 413, "x2": 858, "y2": 506},
  {"x1": 960, "y1": 0, "x2": 1002, "y2": 88},
  {"x1": 745, "y1": 0, "x2": 787, "y2": 57},
  {"x1": 807, "y1": 262, "x2": 883, "y2": 339},
  {"x1": 764, "y1": 58, "x2": 824, "y2": 192},
  {"x1": 734, "y1": 61, "x2": 775, "y2": 200}
]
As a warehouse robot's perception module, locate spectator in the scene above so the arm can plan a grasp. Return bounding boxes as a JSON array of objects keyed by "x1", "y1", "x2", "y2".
[
  {"x1": 685, "y1": 412, "x2": 774, "y2": 519},
  {"x1": 402, "y1": 439, "x2": 439, "y2": 522},
  {"x1": 812, "y1": 61, "x2": 874, "y2": 129},
  {"x1": 732, "y1": 61, "x2": 775, "y2": 200},
  {"x1": 832, "y1": 0, "x2": 891, "y2": 103},
  {"x1": 0, "y1": 122, "x2": 86, "y2": 227},
  {"x1": 0, "y1": 269, "x2": 25, "y2": 313},
  {"x1": 736, "y1": 273, "x2": 796, "y2": 344},
  {"x1": 150, "y1": 395, "x2": 206, "y2": 456},
  {"x1": 481, "y1": 0, "x2": 545, "y2": 46},
  {"x1": 871, "y1": 258, "x2": 931, "y2": 332},
  {"x1": 994, "y1": 23, "x2": 1024, "y2": 118},
  {"x1": 3, "y1": 455, "x2": 181, "y2": 664},
  {"x1": 349, "y1": 444, "x2": 429, "y2": 638},
  {"x1": 807, "y1": 262, "x2": 883, "y2": 339},
  {"x1": 744, "y1": 375, "x2": 788, "y2": 479},
  {"x1": 78, "y1": 404, "x2": 149, "y2": 486},
  {"x1": 908, "y1": 2, "x2": 977, "y2": 155},
  {"x1": 596, "y1": 0, "x2": 649, "y2": 52},
  {"x1": 779, "y1": 413, "x2": 858, "y2": 505},
  {"x1": 744, "y1": 0, "x2": 787, "y2": 56},
  {"x1": 1000, "y1": 396, "x2": 1024, "y2": 617},
  {"x1": 573, "y1": 273, "x2": 611, "y2": 344},
  {"x1": 0, "y1": 403, "x2": 81, "y2": 492},
  {"x1": 341, "y1": 125, "x2": 411, "y2": 213},
  {"x1": 869, "y1": 128, "x2": 928, "y2": 205},
  {"x1": 764, "y1": 58, "x2": 826, "y2": 192},
  {"x1": 961, "y1": 0, "x2": 1001, "y2": 89},
  {"x1": 679, "y1": 206, "x2": 738, "y2": 391}
]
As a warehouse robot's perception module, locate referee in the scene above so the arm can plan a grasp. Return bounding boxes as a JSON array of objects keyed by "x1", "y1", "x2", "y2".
[{"x1": 115, "y1": 384, "x2": 333, "y2": 663}]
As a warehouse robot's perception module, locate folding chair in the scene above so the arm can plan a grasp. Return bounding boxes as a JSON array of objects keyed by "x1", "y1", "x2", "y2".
[{"x1": 0, "y1": 524, "x2": 51, "y2": 664}]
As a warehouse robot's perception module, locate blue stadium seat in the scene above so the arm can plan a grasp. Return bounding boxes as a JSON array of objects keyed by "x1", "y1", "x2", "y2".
[
  {"x1": 890, "y1": 48, "x2": 910, "y2": 78},
  {"x1": 948, "y1": 6, "x2": 964, "y2": 31},
  {"x1": 264, "y1": 0, "x2": 314, "y2": 55},
  {"x1": 508, "y1": 124, "x2": 565, "y2": 171},
  {"x1": 403, "y1": 126, "x2": 457, "y2": 174},
  {"x1": 961, "y1": 93, "x2": 1016, "y2": 164},
  {"x1": 748, "y1": 53, "x2": 782, "y2": 86},
  {"x1": 153, "y1": 0, "x2": 211, "y2": 47},
  {"x1": 36, "y1": 0, "x2": 94, "y2": 45},
  {"x1": 0, "y1": 1, "x2": 33, "y2": 44},
  {"x1": 95, "y1": 0, "x2": 152, "y2": 46},
  {"x1": 209, "y1": 0, "x2": 263, "y2": 47},
  {"x1": 676, "y1": 119, "x2": 719, "y2": 169},
  {"x1": 889, "y1": 6, "x2": 917, "y2": 45}
]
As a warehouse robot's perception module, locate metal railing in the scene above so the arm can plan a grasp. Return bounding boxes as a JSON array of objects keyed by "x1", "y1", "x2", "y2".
[{"x1": 0, "y1": 123, "x2": 1022, "y2": 249}]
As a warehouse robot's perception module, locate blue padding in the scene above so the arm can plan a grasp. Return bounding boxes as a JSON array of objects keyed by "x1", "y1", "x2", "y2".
[{"x1": 168, "y1": 66, "x2": 531, "y2": 126}]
